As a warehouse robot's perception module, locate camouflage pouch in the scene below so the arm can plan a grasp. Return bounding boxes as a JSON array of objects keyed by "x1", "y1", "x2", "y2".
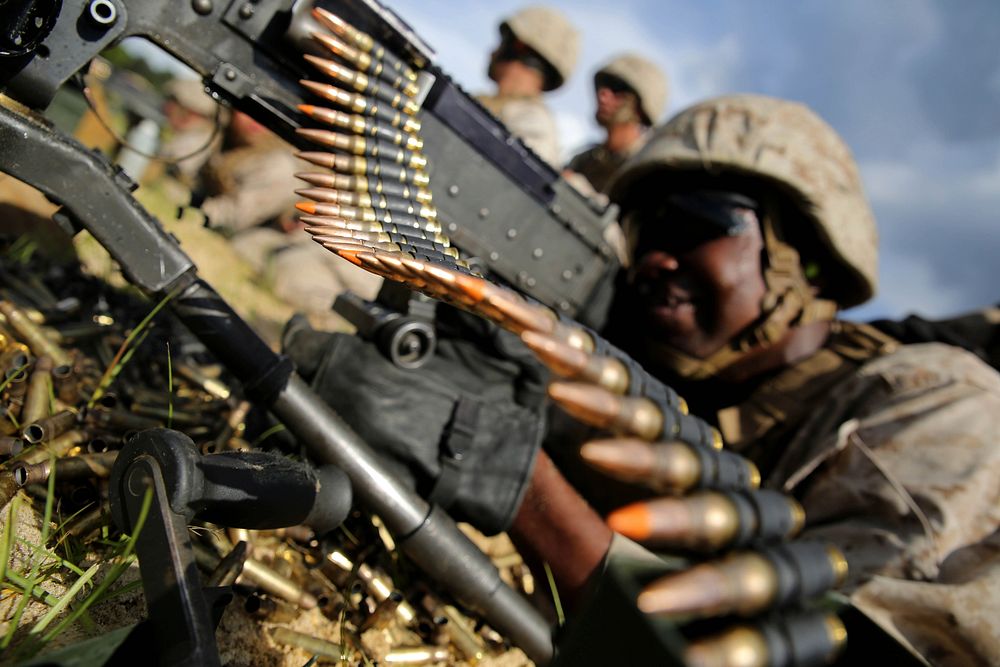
[{"x1": 283, "y1": 309, "x2": 548, "y2": 535}]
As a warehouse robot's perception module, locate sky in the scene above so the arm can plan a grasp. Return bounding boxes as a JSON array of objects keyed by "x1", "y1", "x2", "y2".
[{"x1": 388, "y1": 0, "x2": 1000, "y2": 320}]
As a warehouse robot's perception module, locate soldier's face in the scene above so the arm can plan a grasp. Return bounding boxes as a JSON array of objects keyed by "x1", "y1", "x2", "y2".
[
  {"x1": 629, "y1": 209, "x2": 766, "y2": 359},
  {"x1": 595, "y1": 78, "x2": 640, "y2": 127}
]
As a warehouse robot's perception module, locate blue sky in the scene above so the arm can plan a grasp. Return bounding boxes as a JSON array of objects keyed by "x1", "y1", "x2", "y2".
[{"x1": 390, "y1": 0, "x2": 1000, "y2": 320}]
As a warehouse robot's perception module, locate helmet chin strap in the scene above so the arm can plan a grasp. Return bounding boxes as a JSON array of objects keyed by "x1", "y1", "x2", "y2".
[{"x1": 642, "y1": 208, "x2": 837, "y2": 381}]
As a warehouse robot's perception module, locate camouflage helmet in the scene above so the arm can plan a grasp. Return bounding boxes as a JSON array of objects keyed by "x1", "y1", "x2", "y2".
[
  {"x1": 501, "y1": 6, "x2": 580, "y2": 91},
  {"x1": 609, "y1": 94, "x2": 877, "y2": 308},
  {"x1": 595, "y1": 53, "x2": 668, "y2": 124}
]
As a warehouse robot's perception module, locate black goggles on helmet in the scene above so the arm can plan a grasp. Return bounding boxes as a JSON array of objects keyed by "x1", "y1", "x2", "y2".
[{"x1": 630, "y1": 190, "x2": 759, "y2": 255}]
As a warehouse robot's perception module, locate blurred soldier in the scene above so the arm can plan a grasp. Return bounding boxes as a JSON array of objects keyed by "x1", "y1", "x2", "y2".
[
  {"x1": 161, "y1": 78, "x2": 224, "y2": 186},
  {"x1": 582, "y1": 94, "x2": 1000, "y2": 663},
  {"x1": 201, "y1": 112, "x2": 382, "y2": 320},
  {"x1": 565, "y1": 53, "x2": 668, "y2": 196},
  {"x1": 477, "y1": 6, "x2": 580, "y2": 166}
]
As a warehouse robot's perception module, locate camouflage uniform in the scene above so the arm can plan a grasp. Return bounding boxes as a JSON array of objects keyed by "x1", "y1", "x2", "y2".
[
  {"x1": 477, "y1": 6, "x2": 580, "y2": 167},
  {"x1": 607, "y1": 95, "x2": 1000, "y2": 664}
]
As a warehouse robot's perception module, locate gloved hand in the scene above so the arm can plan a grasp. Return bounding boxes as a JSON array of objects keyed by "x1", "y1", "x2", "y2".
[{"x1": 282, "y1": 305, "x2": 548, "y2": 536}]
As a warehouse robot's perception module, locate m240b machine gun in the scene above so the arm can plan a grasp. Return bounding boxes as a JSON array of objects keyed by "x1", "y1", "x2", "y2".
[{"x1": 0, "y1": 0, "x2": 623, "y2": 663}]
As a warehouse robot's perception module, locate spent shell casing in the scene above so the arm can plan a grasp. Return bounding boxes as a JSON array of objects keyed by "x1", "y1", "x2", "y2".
[
  {"x1": 296, "y1": 128, "x2": 427, "y2": 170},
  {"x1": 311, "y1": 31, "x2": 419, "y2": 96},
  {"x1": 384, "y1": 647, "x2": 452, "y2": 665},
  {"x1": 239, "y1": 557, "x2": 318, "y2": 610},
  {"x1": 638, "y1": 541, "x2": 848, "y2": 618},
  {"x1": 299, "y1": 79, "x2": 421, "y2": 132},
  {"x1": 303, "y1": 54, "x2": 420, "y2": 114},
  {"x1": 579, "y1": 438, "x2": 760, "y2": 494},
  {"x1": 312, "y1": 7, "x2": 420, "y2": 79},
  {"x1": 298, "y1": 104, "x2": 424, "y2": 150},
  {"x1": 0, "y1": 301, "x2": 71, "y2": 367},
  {"x1": 22, "y1": 408, "x2": 77, "y2": 444},
  {"x1": 173, "y1": 363, "x2": 231, "y2": 400},
  {"x1": 13, "y1": 450, "x2": 117, "y2": 488},
  {"x1": 269, "y1": 626, "x2": 343, "y2": 660},
  {"x1": 21, "y1": 429, "x2": 90, "y2": 466},
  {"x1": 86, "y1": 408, "x2": 161, "y2": 432},
  {"x1": 20, "y1": 355, "x2": 54, "y2": 426},
  {"x1": 0, "y1": 436, "x2": 24, "y2": 456},
  {"x1": 51, "y1": 363, "x2": 79, "y2": 405},
  {"x1": 521, "y1": 330, "x2": 629, "y2": 394},
  {"x1": 606, "y1": 490, "x2": 804, "y2": 552},
  {"x1": 360, "y1": 590, "x2": 404, "y2": 631}
]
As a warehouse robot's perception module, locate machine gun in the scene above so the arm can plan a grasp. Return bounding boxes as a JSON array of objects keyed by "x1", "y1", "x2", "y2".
[{"x1": 0, "y1": 0, "x2": 624, "y2": 662}]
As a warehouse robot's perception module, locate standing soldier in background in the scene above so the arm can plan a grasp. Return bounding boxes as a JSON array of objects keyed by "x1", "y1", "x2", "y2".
[
  {"x1": 565, "y1": 53, "x2": 668, "y2": 197},
  {"x1": 477, "y1": 6, "x2": 580, "y2": 166}
]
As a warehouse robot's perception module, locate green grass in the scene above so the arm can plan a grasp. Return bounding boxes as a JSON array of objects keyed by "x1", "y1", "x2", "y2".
[
  {"x1": 543, "y1": 561, "x2": 565, "y2": 627},
  {"x1": 0, "y1": 461, "x2": 153, "y2": 660}
]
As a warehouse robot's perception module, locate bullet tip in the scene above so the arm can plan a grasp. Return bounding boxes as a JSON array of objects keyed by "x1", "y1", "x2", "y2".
[
  {"x1": 606, "y1": 503, "x2": 653, "y2": 541},
  {"x1": 298, "y1": 104, "x2": 315, "y2": 115},
  {"x1": 295, "y1": 201, "x2": 317, "y2": 214}
]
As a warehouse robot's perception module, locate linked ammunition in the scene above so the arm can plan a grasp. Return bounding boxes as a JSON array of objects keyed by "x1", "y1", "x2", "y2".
[
  {"x1": 296, "y1": 200, "x2": 433, "y2": 229},
  {"x1": 637, "y1": 541, "x2": 848, "y2": 619},
  {"x1": 548, "y1": 382, "x2": 723, "y2": 449},
  {"x1": 312, "y1": 7, "x2": 421, "y2": 80},
  {"x1": 13, "y1": 450, "x2": 118, "y2": 488},
  {"x1": 269, "y1": 626, "x2": 344, "y2": 660},
  {"x1": 299, "y1": 104, "x2": 424, "y2": 151},
  {"x1": 684, "y1": 611, "x2": 847, "y2": 667},
  {"x1": 304, "y1": 54, "x2": 421, "y2": 114},
  {"x1": 521, "y1": 330, "x2": 629, "y2": 394},
  {"x1": 296, "y1": 127, "x2": 427, "y2": 170},
  {"x1": 299, "y1": 213, "x2": 441, "y2": 235},
  {"x1": 0, "y1": 300, "x2": 71, "y2": 367},
  {"x1": 605, "y1": 490, "x2": 805, "y2": 552},
  {"x1": 312, "y1": 233, "x2": 459, "y2": 260},
  {"x1": 22, "y1": 408, "x2": 77, "y2": 443},
  {"x1": 579, "y1": 438, "x2": 760, "y2": 494},
  {"x1": 312, "y1": 31, "x2": 420, "y2": 96},
  {"x1": 384, "y1": 647, "x2": 452, "y2": 664},
  {"x1": 0, "y1": 436, "x2": 24, "y2": 456},
  {"x1": 295, "y1": 187, "x2": 437, "y2": 220},
  {"x1": 295, "y1": 150, "x2": 430, "y2": 187},
  {"x1": 295, "y1": 170, "x2": 432, "y2": 202},
  {"x1": 316, "y1": 228, "x2": 449, "y2": 249},
  {"x1": 299, "y1": 80, "x2": 422, "y2": 132}
]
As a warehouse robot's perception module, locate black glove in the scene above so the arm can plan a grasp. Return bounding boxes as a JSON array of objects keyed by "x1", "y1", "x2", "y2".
[{"x1": 283, "y1": 307, "x2": 549, "y2": 535}]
